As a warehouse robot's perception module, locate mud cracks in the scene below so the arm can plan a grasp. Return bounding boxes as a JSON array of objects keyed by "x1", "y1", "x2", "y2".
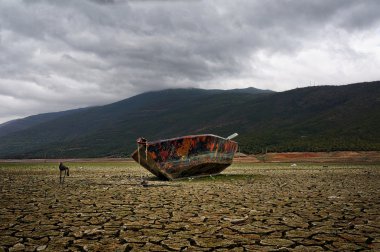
[{"x1": 0, "y1": 163, "x2": 379, "y2": 251}]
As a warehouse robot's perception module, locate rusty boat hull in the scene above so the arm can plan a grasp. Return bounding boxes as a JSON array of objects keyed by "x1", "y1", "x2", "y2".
[{"x1": 131, "y1": 134, "x2": 238, "y2": 180}]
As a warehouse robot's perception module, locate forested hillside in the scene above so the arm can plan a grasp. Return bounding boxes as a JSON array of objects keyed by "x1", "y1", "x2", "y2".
[{"x1": 0, "y1": 82, "x2": 379, "y2": 158}]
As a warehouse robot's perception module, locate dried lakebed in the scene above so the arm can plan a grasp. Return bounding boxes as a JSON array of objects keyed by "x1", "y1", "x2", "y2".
[{"x1": 0, "y1": 162, "x2": 379, "y2": 251}]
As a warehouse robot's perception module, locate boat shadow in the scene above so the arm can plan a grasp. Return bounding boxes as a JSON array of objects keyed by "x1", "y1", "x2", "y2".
[{"x1": 143, "y1": 173, "x2": 257, "y2": 184}]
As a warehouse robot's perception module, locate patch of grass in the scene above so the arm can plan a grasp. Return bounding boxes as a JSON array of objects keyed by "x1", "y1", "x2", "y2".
[
  {"x1": 0, "y1": 162, "x2": 55, "y2": 169},
  {"x1": 0, "y1": 161, "x2": 139, "y2": 171},
  {"x1": 231, "y1": 162, "x2": 380, "y2": 170}
]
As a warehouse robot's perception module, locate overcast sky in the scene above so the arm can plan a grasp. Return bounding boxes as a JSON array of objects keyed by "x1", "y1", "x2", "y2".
[{"x1": 1, "y1": 0, "x2": 380, "y2": 124}]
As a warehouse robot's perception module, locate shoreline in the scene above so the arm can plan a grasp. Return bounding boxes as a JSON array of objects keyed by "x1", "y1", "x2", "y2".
[{"x1": 1, "y1": 151, "x2": 380, "y2": 163}]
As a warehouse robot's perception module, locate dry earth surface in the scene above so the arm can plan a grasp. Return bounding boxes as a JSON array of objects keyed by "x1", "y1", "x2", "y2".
[{"x1": 0, "y1": 161, "x2": 379, "y2": 251}]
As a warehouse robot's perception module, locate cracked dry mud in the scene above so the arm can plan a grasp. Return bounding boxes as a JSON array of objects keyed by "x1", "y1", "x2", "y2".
[{"x1": 0, "y1": 162, "x2": 379, "y2": 251}]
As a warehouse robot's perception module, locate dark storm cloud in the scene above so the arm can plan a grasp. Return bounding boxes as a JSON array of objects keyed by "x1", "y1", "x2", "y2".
[{"x1": 0, "y1": 0, "x2": 380, "y2": 123}]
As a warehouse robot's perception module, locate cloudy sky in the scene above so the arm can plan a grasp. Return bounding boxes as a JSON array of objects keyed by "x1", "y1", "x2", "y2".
[{"x1": 1, "y1": 0, "x2": 380, "y2": 124}]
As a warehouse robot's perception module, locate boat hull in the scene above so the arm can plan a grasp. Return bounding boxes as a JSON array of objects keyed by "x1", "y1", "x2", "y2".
[{"x1": 131, "y1": 134, "x2": 238, "y2": 180}]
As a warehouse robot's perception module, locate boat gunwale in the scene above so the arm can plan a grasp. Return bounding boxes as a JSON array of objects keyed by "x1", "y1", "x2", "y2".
[{"x1": 144, "y1": 134, "x2": 238, "y2": 145}]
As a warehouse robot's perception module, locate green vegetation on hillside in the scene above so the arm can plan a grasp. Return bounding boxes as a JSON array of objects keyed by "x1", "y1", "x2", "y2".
[{"x1": 0, "y1": 82, "x2": 379, "y2": 158}]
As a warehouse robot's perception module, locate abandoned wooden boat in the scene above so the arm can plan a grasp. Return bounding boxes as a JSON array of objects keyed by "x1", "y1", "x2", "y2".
[{"x1": 131, "y1": 133, "x2": 238, "y2": 180}]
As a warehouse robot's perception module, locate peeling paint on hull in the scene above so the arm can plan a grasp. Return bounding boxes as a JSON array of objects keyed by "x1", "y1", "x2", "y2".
[{"x1": 131, "y1": 134, "x2": 238, "y2": 180}]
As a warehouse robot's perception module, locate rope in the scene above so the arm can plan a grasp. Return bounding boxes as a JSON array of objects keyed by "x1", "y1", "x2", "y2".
[
  {"x1": 137, "y1": 143, "x2": 141, "y2": 167},
  {"x1": 145, "y1": 144, "x2": 148, "y2": 161}
]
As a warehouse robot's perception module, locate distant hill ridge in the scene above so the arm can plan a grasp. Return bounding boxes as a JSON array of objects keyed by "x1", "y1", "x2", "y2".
[{"x1": 0, "y1": 81, "x2": 379, "y2": 158}]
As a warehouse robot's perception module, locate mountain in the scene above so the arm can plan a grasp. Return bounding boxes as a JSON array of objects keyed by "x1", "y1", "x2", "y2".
[
  {"x1": 0, "y1": 82, "x2": 379, "y2": 158},
  {"x1": 0, "y1": 108, "x2": 90, "y2": 138}
]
